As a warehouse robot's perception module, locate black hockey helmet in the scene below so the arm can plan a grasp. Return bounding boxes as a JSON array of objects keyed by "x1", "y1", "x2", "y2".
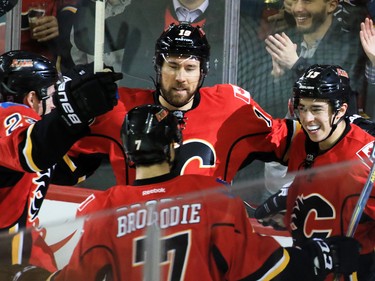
[
  {"x1": 293, "y1": 64, "x2": 351, "y2": 112},
  {"x1": 122, "y1": 104, "x2": 182, "y2": 166},
  {"x1": 0, "y1": 50, "x2": 59, "y2": 103},
  {"x1": 154, "y1": 22, "x2": 210, "y2": 87}
]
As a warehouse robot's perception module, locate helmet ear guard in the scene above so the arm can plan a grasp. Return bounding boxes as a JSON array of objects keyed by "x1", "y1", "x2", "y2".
[
  {"x1": 122, "y1": 104, "x2": 182, "y2": 167},
  {"x1": 153, "y1": 22, "x2": 210, "y2": 88}
]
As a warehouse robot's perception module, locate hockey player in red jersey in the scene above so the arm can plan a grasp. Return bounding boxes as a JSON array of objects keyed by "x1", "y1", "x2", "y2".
[
  {"x1": 255, "y1": 65, "x2": 375, "y2": 281},
  {"x1": 0, "y1": 50, "x2": 122, "y2": 269},
  {"x1": 1, "y1": 104, "x2": 361, "y2": 281},
  {"x1": 72, "y1": 21, "x2": 300, "y2": 187}
]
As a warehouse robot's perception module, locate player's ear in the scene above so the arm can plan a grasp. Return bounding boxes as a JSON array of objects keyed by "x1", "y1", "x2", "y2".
[
  {"x1": 336, "y1": 103, "x2": 348, "y2": 120},
  {"x1": 23, "y1": 91, "x2": 37, "y2": 108}
]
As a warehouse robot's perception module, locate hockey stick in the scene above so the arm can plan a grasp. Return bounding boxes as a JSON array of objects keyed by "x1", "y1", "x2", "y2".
[
  {"x1": 94, "y1": 0, "x2": 105, "y2": 73},
  {"x1": 346, "y1": 141, "x2": 375, "y2": 237}
]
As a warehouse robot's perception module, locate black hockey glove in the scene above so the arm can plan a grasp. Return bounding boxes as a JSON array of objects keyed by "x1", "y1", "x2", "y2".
[
  {"x1": 303, "y1": 236, "x2": 361, "y2": 280},
  {"x1": 0, "y1": 264, "x2": 51, "y2": 281},
  {"x1": 254, "y1": 187, "x2": 288, "y2": 230},
  {"x1": 54, "y1": 63, "x2": 123, "y2": 131}
]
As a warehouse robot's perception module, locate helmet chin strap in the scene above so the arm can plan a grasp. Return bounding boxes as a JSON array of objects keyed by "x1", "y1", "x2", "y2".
[
  {"x1": 301, "y1": 111, "x2": 342, "y2": 169},
  {"x1": 319, "y1": 111, "x2": 343, "y2": 143},
  {"x1": 40, "y1": 99, "x2": 47, "y2": 116}
]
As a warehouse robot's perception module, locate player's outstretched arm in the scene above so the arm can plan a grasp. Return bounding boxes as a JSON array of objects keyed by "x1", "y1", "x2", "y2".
[{"x1": 21, "y1": 64, "x2": 123, "y2": 172}]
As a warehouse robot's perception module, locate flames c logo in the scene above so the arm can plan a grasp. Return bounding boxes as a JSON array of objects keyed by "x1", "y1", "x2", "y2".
[{"x1": 290, "y1": 193, "x2": 336, "y2": 245}]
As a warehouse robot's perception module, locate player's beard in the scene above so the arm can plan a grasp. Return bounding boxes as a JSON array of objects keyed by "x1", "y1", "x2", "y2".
[
  {"x1": 161, "y1": 89, "x2": 195, "y2": 108},
  {"x1": 294, "y1": 8, "x2": 327, "y2": 35},
  {"x1": 160, "y1": 79, "x2": 198, "y2": 108}
]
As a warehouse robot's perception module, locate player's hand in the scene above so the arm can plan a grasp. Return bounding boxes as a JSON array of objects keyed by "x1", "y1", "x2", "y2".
[
  {"x1": 303, "y1": 236, "x2": 361, "y2": 279},
  {"x1": 254, "y1": 187, "x2": 288, "y2": 230},
  {"x1": 0, "y1": 264, "x2": 51, "y2": 281},
  {"x1": 54, "y1": 63, "x2": 123, "y2": 130}
]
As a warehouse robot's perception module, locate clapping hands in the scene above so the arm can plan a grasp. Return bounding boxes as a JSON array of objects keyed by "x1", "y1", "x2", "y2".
[
  {"x1": 265, "y1": 32, "x2": 298, "y2": 77},
  {"x1": 360, "y1": 17, "x2": 375, "y2": 66}
]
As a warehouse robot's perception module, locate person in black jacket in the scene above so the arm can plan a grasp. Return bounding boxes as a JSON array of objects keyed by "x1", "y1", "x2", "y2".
[{"x1": 264, "y1": 0, "x2": 367, "y2": 117}]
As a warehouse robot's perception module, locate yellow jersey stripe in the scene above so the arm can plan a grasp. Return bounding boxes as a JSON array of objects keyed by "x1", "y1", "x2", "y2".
[
  {"x1": 63, "y1": 154, "x2": 77, "y2": 172},
  {"x1": 61, "y1": 6, "x2": 77, "y2": 13},
  {"x1": 22, "y1": 124, "x2": 40, "y2": 172},
  {"x1": 259, "y1": 249, "x2": 290, "y2": 281},
  {"x1": 9, "y1": 225, "x2": 23, "y2": 264}
]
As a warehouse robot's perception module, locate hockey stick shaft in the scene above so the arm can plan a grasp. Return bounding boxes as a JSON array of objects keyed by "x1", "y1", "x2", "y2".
[
  {"x1": 346, "y1": 141, "x2": 375, "y2": 237},
  {"x1": 94, "y1": 0, "x2": 105, "y2": 73}
]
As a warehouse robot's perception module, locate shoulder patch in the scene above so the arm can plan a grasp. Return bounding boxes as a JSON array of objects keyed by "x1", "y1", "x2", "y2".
[
  {"x1": 356, "y1": 142, "x2": 375, "y2": 169},
  {"x1": 230, "y1": 84, "x2": 251, "y2": 104}
]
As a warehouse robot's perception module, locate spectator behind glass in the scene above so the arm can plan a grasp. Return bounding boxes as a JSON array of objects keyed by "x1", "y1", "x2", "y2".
[
  {"x1": 238, "y1": 0, "x2": 366, "y2": 117},
  {"x1": 237, "y1": 0, "x2": 299, "y2": 119},
  {"x1": 73, "y1": 0, "x2": 226, "y2": 88},
  {"x1": 69, "y1": 0, "x2": 131, "y2": 73},
  {"x1": 21, "y1": 0, "x2": 77, "y2": 72},
  {"x1": 360, "y1": 17, "x2": 375, "y2": 121},
  {"x1": 264, "y1": 0, "x2": 367, "y2": 116}
]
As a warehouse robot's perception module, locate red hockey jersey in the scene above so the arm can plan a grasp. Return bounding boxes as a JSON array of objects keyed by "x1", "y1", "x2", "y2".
[
  {"x1": 76, "y1": 84, "x2": 297, "y2": 185},
  {"x1": 0, "y1": 102, "x2": 93, "y2": 270},
  {"x1": 286, "y1": 124, "x2": 375, "y2": 255},
  {"x1": 0, "y1": 103, "x2": 46, "y2": 228},
  {"x1": 54, "y1": 174, "x2": 291, "y2": 281}
]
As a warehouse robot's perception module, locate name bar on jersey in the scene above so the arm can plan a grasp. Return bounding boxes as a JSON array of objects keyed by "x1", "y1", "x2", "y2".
[{"x1": 117, "y1": 203, "x2": 202, "y2": 237}]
